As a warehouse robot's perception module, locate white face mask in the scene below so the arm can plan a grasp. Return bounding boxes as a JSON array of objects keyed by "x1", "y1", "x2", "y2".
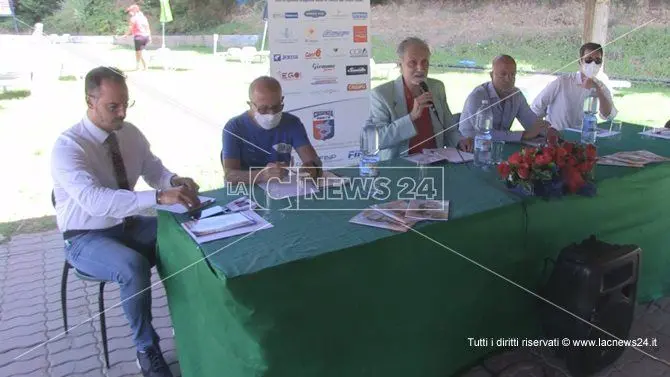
[
  {"x1": 254, "y1": 112, "x2": 282, "y2": 130},
  {"x1": 582, "y1": 62, "x2": 601, "y2": 79}
]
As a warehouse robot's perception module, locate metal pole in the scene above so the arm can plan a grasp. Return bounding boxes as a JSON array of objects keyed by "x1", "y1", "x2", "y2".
[
  {"x1": 8, "y1": 0, "x2": 19, "y2": 33},
  {"x1": 261, "y1": 20, "x2": 268, "y2": 51},
  {"x1": 161, "y1": 22, "x2": 166, "y2": 49}
]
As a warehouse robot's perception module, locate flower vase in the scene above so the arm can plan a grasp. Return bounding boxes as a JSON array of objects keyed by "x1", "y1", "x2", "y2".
[
  {"x1": 506, "y1": 182, "x2": 534, "y2": 198},
  {"x1": 532, "y1": 179, "x2": 565, "y2": 200}
]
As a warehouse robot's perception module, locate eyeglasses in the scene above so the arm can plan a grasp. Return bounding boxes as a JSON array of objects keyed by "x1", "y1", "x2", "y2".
[
  {"x1": 106, "y1": 100, "x2": 135, "y2": 113},
  {"x1": 583, "y1": 57, "x2": 602, "y2": 64},
  {"x1": 88, "y1": 95, "x2": 135, "y2": 113},
  {"x1": 249, "y1": 101, "x2": 284, "y2": 115}
]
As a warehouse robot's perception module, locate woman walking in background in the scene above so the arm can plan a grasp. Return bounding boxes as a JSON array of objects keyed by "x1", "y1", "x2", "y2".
[{"x1": 124, "y1": 4, "x2": 151, "y2": 71}]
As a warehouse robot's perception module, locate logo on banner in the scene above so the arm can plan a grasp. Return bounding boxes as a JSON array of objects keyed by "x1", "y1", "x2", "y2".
[
  {"x1": 276, "y1": 28, "x2": 298, "y2": 44},
  {"x1": 327, "y1": 47, "x2": 347, "y2": 58},
  {"x1": 310, "y1": 88, "x2": 339, "y2": 95},
  {"x1": 304, "y1": 48, "x2": 322, "y2": 59},
  {"x1": 304, "y1": 9, "x2": 326, "y2": 18},
  {"x1": 348, "y1": 150, "x2": 362, "y2": 159},
  {"x1": 319, "y1": 154, "x2": 338, "y2": 162},
  {"x1": 353, "y1": 26, "x2": 368, "y2": 43},
  {"x1": 278, "y1": 71, "x2": 302, "y2": 81},
  {"x1": 346, "y1": 65, "x2": 368, "y2": 75},
  {"x1": 352, "y1": 12, "x2": 368, "y2": 19},
  {"x1": 347, "y1": 83, "x2": 367, "y2": 91},
  {"x1": 349, "y1": 48, "x2": 369, "y2": 58},
  {"x1": 323, "y1": 29, "x2": 350, "y2": 39},
  {"x1": 312, "y1": 76, "x2": 338, "y2": 85},
  {"x1": 273, "y1": 53, "x2": 299, "y2": 62},
  {"x1": 305, "y1": 26, "x2": 319, "y2": 43},
  {"x1": 272, "y1": 12, "x2": 299, "y2": 19},
  {"x1": 313, "y1": 63, "x2": 336, "y2": 72},
  {"x1": 329, "y1": 9, "x2": 349, "y2": 19},
  {"x1": 313, "y1": 110, "x2": 335, "y2": 141}
]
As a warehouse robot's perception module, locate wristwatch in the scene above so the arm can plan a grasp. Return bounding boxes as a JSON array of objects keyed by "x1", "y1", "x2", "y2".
[
  {"x1": 156, "y1": 189, "x2": 163, "y2": 205},
  {"x1": 169, "y1": 174, "x2": 178, "y2": 187}
]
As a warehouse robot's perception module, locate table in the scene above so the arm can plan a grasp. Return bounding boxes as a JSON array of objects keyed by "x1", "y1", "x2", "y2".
[{"x1": 157, "y1": 124, "x2": 670, "y2": 377}]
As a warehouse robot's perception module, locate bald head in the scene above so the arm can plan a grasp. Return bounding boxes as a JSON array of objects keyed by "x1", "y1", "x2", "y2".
[
  {"x1": 492, "y1": 55, "x2": 516, "y2": 70},
  {"x1": 248, "y1": 76, "x2": 282, "y2": 99},
  {"x1": 490, "y1": 55, "x2": 517, "y2": 97},
  {"x1": 248, "y1": 76, "x2": 284, "y2": 115}
]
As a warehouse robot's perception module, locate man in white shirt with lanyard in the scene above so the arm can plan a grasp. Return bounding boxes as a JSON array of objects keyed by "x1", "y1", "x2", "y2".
[
  {"x1": 531, "y1": 42, "x2": 617, "y2": 132},
  {"x1": 51, "y1": 66, "x2": 199, "y2": 377}
]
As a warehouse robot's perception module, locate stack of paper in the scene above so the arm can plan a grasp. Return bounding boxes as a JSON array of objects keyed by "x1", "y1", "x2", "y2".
[
  {"x1": 406, "y1": 200, "x2": 450, "y2": 221},
  {"x1": 181, "y1": 210, "x2": 272, "y2": 244},
  {"x1": 225, "y1": 196, "x2": 257, "y2": 212},
  {"x1": 639, "y1": 128, "x2": 670, "y2": 140},
  {"x1": 404, "y1": 147, "x2": 474, "y2": 164},
  {"x1": 566, "y1": 127, "x2": 621, "y2": 138},
  {"x1": 349, "y1": 200, "x2": 450, "y2": 232},
  {"x1": 597, "y1": 150, "x2": 669, "y2": 168},
  {"x1": 349, "y1": 200, "x2": 416, "y2": 232},
  {"x1": 184, "y1": 212, "x2": 255, "y2": 236}
]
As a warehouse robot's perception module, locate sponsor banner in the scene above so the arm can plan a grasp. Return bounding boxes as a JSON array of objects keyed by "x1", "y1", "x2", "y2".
[
  {"x1": 273, "y1": 53, "x2": 299, "y2": 62},
  {"x1": 304, "y1": 9, "x2": 326, "y2": 18},
  {"x1": 349, "y1": 47, "x2": 369, "y2": 58},
  {"x1": 353, "y1": 25, "x2": 368, "y2": 43},
  {"x1": 346, "y1": 65, "x2": 368, "y2": 75},
  {"x1": 268, "y1": 0, "x2": 371, "y2": 167},
  {"x1": 0, "y1": 0, "x2": 13, "y2": 16}
]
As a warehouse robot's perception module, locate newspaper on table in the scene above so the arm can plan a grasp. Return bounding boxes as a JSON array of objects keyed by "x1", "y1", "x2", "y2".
[
  {"x1": 597, "y1": 150, "x2": 669, "y2": 168},
  {"x1": 403, "y1": 147, "x2": 474, "y2": 164}
]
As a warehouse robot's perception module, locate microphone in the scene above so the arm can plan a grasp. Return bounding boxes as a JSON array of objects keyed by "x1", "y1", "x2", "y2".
[
  {"x1": 418, "y1": 81, "x2": 433, "y2": 106},
  {"x1": 419, "y1": 81, "x2": 440, "y2": 122}
]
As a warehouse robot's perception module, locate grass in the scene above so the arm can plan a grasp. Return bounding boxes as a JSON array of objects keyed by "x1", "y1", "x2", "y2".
[
  {"x1": 59, "y1": 75, "x2": 78, "y2": 81},
  {"x1": 0, "y1": 216, "x2": 57, "y2": 244},
  {"x1": 211, "y1": 21, "x2": 261, "y2": 36},
  {"x1": 0, "y1": 90, "x2": 31, "y2": 101},
  {"x1": 371, "y1": 26, "x2": 670, "y2": 81}
]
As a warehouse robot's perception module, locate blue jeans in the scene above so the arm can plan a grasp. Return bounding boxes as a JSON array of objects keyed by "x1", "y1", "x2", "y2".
[{"x1": 64, "y1": 216, "x2": 160, "y2": 352}]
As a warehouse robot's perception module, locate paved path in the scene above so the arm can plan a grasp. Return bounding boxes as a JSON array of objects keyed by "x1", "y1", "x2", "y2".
[{"x1": 1, "y1": 230, "x2": 668, "y2": 376}]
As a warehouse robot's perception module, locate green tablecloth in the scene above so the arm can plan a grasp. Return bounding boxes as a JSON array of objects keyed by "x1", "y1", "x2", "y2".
[{"x1": 157, "y1": 124, "x2": 670, "y2": 377}]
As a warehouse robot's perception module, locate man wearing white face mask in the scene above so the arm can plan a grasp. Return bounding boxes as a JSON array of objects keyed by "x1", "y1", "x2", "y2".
[
  {"x1": 531, "y1": 42, "x2": 617, "y2": 132},
  {"x1": 221, "y1": 76, "x2": 322, "y2": 184}
]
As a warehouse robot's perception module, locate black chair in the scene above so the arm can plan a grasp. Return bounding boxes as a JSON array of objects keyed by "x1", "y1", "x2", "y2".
[
  {"x1": 53, "y1": 191, "x2": 110, "y2": 369},
  {"x1": 451, "y1": 112, "x2": 461, "y2": 128}
]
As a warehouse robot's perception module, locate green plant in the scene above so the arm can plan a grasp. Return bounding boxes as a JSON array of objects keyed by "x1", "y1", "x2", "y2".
[{"x1": 44, "y1": 0, "x2": 125, "y2": 34}]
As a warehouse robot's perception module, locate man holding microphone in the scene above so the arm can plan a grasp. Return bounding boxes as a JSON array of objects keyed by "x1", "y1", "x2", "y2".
[{"x1": 368, "y1": 37, "x2": 461, "y2": 160}]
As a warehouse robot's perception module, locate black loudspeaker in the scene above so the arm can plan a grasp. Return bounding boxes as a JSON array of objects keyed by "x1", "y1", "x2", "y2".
[{"x1": 540, "y1": 235, "x2": 641, "y2": 377}]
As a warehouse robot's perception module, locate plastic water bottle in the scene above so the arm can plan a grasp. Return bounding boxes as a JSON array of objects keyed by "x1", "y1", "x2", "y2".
[
  {"x1": 474, "y1": 99, "x2": 493, "y2": 168},
  {"x1": 359, "y1": 118, "x2": 380, "y2": 177},
  {"x1": 581, "y1": 89, "x2": 598, "y2": 145}
]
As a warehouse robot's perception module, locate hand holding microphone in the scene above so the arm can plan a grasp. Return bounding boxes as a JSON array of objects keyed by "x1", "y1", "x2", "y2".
[
  {"x1": 410, "y1": 82, "x2": 434, "y2": 121},
  {"x1": 419, "y1": 81, "x2": 435, "y2": 109}
]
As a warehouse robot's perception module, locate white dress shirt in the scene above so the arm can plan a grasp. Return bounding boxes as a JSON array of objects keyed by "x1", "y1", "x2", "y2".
[
  {"x1": 51, "y1": 115, "x2": 175, "y2": 232},
  {"x1": 531, "y1": 72, "x2": 617, "y2": 131}
]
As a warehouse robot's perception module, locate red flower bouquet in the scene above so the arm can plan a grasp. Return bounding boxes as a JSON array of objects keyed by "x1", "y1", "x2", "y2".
[{"x1": 497, "y1": 141, "x2": 597, "y2": 198}]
